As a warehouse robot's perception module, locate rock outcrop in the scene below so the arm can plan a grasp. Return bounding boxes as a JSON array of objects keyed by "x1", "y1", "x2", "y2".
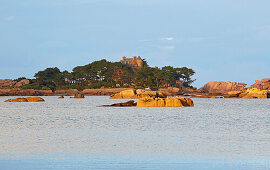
[
  {"x1": 250, "y1": 78, "x2": 270, "y2": 90},
  {"x1": 200, "y1": 81, "x2": 247, "y2": 93},
  {"x1": 0, "y1": 88, "x2": 137, "y2": 96},
  {"x1": 0, "y1": 79, "x2": 16, "y2": 88},
  {"x1": 176, "y1": 97, "x2": 194, "y2": 107},
  {"x1": 0, "y1": 89, "x2": 53, "y2": 96},
  {"x1": 111, "y1": 89, "x2": 136, "y2": 98},
  {"x1": 82, "y1": 88, "x2": 131, "y2": 96},
  {"x1": 224, "y1": 88, "x2": 269, "y2": 98},
  {"x1": 137, "y1": 97, "x2": 194, "y2": 107},
  {"x1": 54, "y1": 88, "x2": 132, "y2": 96},
  {"x1": 5, "y1": 97, "x2": 45, "y2": 102},
  {"x1": 26, "y1": 96, "x2": 45, "y2": 102},
  {"x1": 54, "y1": 89, "x2": 79, "y2": 96},
  {"x1": 110, "y1": 89, "x2": 166, "y2": 99},
  {"x1": 158, "y1": 87, "x2": 183, "y2": 96},
  {"x1": 137, "y1": 98, "x2": 166, "y2": 107},
  {"x1": 165, "y1": 97, "x2": 183, "y2": 107},
  {"x1": 5, "y1": 98, "x2": 29, "y2": 102},
  {"x1": 14, "y1": 79, "x2": 30, "y2": 87},
  {"x1": 191, "y1": 95, "x2": 218, "y2": 98},
  {"x1": 0, "y1": 79, "x2": 30, "y2": 88},
  {"x1": 101, "y1": 100, "x2": 137, "y2": 107},
  {"x1": 73, "y1": 94, "x2": 85, "y2": 98}
]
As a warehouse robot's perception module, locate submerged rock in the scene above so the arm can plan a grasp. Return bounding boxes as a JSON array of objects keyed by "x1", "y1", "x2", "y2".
[
  {"x1": 137, "y1": 97, "x2": 194, "y2": 107},
  {"x1": 101, "y1": 100, "x2": 137, "y2": 107},
  {"x1": 5, "y1": 97, "x2": 45, "y2": 102}
]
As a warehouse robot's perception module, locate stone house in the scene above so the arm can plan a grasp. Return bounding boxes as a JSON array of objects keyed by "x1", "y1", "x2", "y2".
[{"x1": 120, "y1": 56, "x2": 143, "y2": 70}]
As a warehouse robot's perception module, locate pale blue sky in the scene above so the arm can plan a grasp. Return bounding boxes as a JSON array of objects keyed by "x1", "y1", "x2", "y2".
[{"x1": 1, "y1": 0, "x2": 270, "y2": 87}]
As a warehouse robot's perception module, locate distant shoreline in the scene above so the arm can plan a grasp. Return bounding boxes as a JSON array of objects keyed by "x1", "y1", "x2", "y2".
[
  {"x1": 0, "y1": 88, "x2": 132, "y2": 96},
  {"x1": 0, "y1": 87, "x2": 191, "y2": 97}
]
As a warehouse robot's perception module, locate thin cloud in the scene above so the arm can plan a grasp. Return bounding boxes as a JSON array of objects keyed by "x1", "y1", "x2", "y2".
[
  {"x1": 161, "y1": 46, "x2": 175, "y2": 50},
  {"x1": 138, "y1": 39, "x2": 157, "y2": 42},
  {"x1": 162, "y1": 37, "x2": 174, "y2": 41},
  {"x1": 5, "y1": 16, "x2": 15, "y2": 21},
  {"x1": 139, "y1": 37, "x2": 175, "y2": 42}
]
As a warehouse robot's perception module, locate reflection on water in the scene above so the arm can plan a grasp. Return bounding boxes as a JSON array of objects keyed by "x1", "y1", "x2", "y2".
[{"x1": 0, "y1": 96, "x2": 270, "y2": 169}]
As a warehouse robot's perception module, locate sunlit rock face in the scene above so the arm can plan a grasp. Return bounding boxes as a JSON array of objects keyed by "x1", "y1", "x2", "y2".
[
  {"x1": 110, "y1": 89, "x2": 166, "y2": 99},
  {"x1": 200, "y1": 81, "x2": 247, "y2": 93},
  {"x1": 0, "y1": 79, "x2": 29, "y2": 88},
  {"x1": 0, "y1": 79, "x2": 16, "y2": 88},
  {"x1": 73, "y1": 94, "x2": 85, "y2": 98},
  {"x1": 26, "y1": 97, "x2": 45, "y2": 102},
  {"x1": 14, "y1": 79, "x2": 30, "y2": 87},
  {"x1": 4, "y1": 98, "x2": 28, "y2": 102},
  {"x1": 250, "y1": 78, "x2": 270, "y2": 90},
  {"x1": 225, "y1": 88, "x2": 269, "y2": 99},
  {"x1": 137, "y1": 98, "x2": 166, "y2": 107},
  {"x1": 137, "y1": 97, "x2": 194, "y2": 107}
]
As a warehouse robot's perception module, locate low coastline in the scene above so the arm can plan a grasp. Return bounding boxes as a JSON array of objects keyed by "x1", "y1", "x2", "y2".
[
  {"x1": 0, "y1": 88, "x2": 132, "y2": 96},
  {"x1": 0, "y1": 87, "x2": 190, "y2": 97},
  {"x1": 1, "y1": 87, "x2": 269, "y2": 99}
]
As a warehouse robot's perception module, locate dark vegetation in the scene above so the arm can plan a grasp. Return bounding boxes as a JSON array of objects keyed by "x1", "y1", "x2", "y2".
[{"x1": 19, "y1": 59, "x2": 196, "y2": 91}]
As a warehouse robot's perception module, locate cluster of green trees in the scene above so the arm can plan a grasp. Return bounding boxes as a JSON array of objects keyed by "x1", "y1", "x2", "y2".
[{"x1": 20, "y1": 59, "x2": 195, "y2": 91}]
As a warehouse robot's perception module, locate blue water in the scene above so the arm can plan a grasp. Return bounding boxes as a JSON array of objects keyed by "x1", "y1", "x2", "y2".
[
  {"x1": 0, "y1": 154, "x2": 269, "y2": 170},
  {"x1": 0, "y1": 96, "x2": 270, "y2": 169}
]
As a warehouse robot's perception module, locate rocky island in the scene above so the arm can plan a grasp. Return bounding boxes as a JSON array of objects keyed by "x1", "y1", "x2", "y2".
[{"x1": 1, "y1": 58, "x2": 269, "y2": 99}]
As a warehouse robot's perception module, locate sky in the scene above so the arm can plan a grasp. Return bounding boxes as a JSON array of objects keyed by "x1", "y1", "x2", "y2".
[{"x1": 0, "y1": 0, "x2": 270, "y2": 87}]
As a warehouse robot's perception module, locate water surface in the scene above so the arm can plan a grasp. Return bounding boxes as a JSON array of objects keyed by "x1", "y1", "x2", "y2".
[{"x1": 0, "y1": 96, "x2": 270, "y2": 169}]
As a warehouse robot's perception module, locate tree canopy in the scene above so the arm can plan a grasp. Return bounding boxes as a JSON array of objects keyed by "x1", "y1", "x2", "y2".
[{"x1": 20, "y1": 59, "x2": 196, "y2": 91}]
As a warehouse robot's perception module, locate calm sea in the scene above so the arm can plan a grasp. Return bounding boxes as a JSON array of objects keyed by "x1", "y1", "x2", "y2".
[{"x1": 0, "y1": 96, "x2": 270, "y2": 169}]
